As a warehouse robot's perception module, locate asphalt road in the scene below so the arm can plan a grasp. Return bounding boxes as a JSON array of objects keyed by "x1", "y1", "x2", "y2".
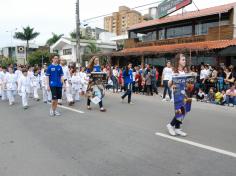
[{"x1": 0, "y1": 92, "x2": 236, "y2": 176}]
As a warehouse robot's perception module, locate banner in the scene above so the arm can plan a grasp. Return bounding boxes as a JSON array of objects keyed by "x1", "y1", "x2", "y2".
[{"x1": 172, "y1": 75, "x2": 196, "y2": 121}]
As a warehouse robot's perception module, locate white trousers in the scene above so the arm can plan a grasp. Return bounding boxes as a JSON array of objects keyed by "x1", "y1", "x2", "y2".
[
  {"x1": 72, "y1": 89, "x2": 80, "y2": 101},
  {"x1": 66, "y1": 88, "x2": 73, "y2": 103},
  {"x1": 7, "y1": 90, "x2": 16, "y2": 104},
  {"x1": 42, "y1": 88, "x2": 52, "y2": 102},
  {"x1": 1, "y1": 90, "x2": 7, "y2": 100},
  {"x1": 33, "y1": 87, "x2": 39, "y2": 99},
  {"x1": 21, "y1": 92, "x2": 29, "y2": 107}
]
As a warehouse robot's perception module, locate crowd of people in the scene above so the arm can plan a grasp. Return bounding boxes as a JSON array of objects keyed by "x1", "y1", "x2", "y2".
[
  {"x1": 1, "y1": 53, "x2": 236, "y2": 137},
  {"x1": 0, "y1": 57, "x2": 236, "y2": 113}
]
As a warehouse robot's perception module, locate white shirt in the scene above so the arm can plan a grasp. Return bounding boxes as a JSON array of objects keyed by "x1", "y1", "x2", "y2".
[
  {"x1": 113, "y1": 69, "x2": 119, "y2": 77},
  {"x1": 163, "y1": 67, "x2": 173, "y2": 81},
  {"x1": 62, "y1": 65, "x2": 69, "y2": 80},
  {"x1": 5, "y1": 73, "x2": 17, "y2": 90},
  {"x1": 18, "y1": 75, "x2": 31, "y2": 93},
  {"x1": 200, "y1": 69, "x2": 208, "y2": 80},
  {"x1": 15, "y1": 70, "x2": 22, "y2": 81}
]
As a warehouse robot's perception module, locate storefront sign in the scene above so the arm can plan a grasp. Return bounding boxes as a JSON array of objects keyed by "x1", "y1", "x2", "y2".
[{"x1": 157, "y1": 0, "x2": 192, "y2": 18}]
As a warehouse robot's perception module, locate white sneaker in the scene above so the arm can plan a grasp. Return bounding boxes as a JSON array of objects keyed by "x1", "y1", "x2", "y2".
[
  {"x1": 50, "y1": 109, "x2": 54, "y2": 116},
  {"x1": 54, "y1": 111, "x2": 61, "y2": 116},
  {"x1": 129, "y1": 102, "x2": 135, "y2": 105},
  {"x1": 170, "y1": 99, "x2": 174, "y2": 103},
  {"x1": 175, "y1": 129, "x2": 187, "y2": 137},
  {"x1": 167, "y1": 124, "x2": 176, "y2": 136},
  {"x1": 162, "y1": 98, "x2": 167, "y2": 102}
]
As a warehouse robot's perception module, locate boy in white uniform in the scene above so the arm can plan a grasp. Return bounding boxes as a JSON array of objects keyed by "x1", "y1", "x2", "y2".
[
  {"x1": 0, "y1": 66, "x2": 7, "y2": 101},
  {"x1": 31, "y1": 68, "x2": 41, "y2": 101},
  {"x1": 4, "y1": 67, "x2": 17, "y2": 105},
  {"x1": 65, "y1": 69, "x2": 74, "y2": 106},
  {"x1": 71, "y1": 69, "x2": 81, "y2": 102},
  {"x1": 18, "y1": 68, "x2": 31, "y2": 109},
  {"x1": 79, "y1": 67, "x2": 89, "y2": 95},
  {"x1": 41, "y1": 69, "x2": 52, "y2": 103}
]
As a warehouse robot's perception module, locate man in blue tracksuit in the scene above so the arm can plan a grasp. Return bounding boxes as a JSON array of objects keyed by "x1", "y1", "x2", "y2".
[{"x1": 121, "y1": 63, "x2": 134, "y2": 104}]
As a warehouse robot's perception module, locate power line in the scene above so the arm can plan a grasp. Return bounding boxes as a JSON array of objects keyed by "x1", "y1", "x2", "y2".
[{"x1": 83, "y1": 1, "x2": 162, "y2": 22}]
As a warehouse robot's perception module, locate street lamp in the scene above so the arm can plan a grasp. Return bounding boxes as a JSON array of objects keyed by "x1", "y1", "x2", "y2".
[{"x1": 6, "y1": 28, "x2": 17, "y2": 47}]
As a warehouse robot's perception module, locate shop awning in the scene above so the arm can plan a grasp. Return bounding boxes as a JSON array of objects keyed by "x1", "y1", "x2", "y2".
[
  {"x1": 219, "y1": 46, "x2": 236, "y2": 56},
  {"x1": 112, "y1": 39, "x2": 236, "y2": 56}
]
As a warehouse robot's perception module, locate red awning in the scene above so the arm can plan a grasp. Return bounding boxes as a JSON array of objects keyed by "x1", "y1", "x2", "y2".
[{"x1": 112, "y1": 39, "x2": 236, "y2": 56}]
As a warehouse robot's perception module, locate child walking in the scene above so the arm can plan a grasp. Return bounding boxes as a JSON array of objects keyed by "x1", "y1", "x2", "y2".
[
  {"x1": 4, "y1": 67, "x2": 17, "y2": 106},
  {"x1": 18, "y1": 68, "x2": 31, "y2": 109}
]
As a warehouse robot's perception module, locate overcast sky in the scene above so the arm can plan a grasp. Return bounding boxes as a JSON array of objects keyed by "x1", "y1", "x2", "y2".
[{"x1": 0, "y1": 0, "x2": 235, "y2": 47}]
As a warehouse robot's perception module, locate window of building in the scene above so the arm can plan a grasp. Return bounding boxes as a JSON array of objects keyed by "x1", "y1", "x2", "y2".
[
  {"x1": 141, "y1": 31, "x2": 157, "y2": 42},
  {"x1": 166, "y1": 25, "x2": 192, "y2": 39},
  {"x1": 63, "y1": 49, "x2": 72, "y2": 55},
  {"x1": 195, "y1": 20, "x2": 229, "y2": 35},
  {"x1": 158, "y1": 28, "x2": 165, "y2": 40}
]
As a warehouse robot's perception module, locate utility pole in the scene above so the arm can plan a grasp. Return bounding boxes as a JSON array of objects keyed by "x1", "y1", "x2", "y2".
[{"x1": 76, "y1": 0, "x2": 81, "y2": 66}]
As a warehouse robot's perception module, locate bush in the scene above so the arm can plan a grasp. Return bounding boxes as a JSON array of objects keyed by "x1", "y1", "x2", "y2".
[{"x1": 0, "y1": 57, "x2": 16, "y2": 67}]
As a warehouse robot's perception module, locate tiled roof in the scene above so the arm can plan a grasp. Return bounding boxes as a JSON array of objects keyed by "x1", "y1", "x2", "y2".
[
  {"x1": 113, "y1": 39, "x2": 236, "y2": 56},
  {"x1": 129, "y1": 2, "x2": 236, "y2": 31}
]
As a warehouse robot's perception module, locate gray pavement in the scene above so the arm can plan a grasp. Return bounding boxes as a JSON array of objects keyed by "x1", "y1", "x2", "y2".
[{"x1": 0, "y1": 92, "x2": 236, "y2": 176}]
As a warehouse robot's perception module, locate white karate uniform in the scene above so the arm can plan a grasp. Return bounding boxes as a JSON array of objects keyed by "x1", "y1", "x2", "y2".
[
  {"x1": 18, "y1": 75, "x2": 31, "y2": 107},
  {"x1": 28, "y1": 71, "x2": 34, "y2": 96},
  {"x1": 40, "y1": 74, "x2": 52, "y2": 102},
  {"x1": 65, "y1": 74, "x2": 73, "y2": 103},
  {"x1": 80, "y1": 71, "x2": 89, "y2": 92},
  {"x1": 4, "y1": 73, "x2": 17, "y2": 105},
  {"x1": 15, "y1": 70, "x2": 23, "y2": 83},
  {"x1": 31, "y1": 74, "x2": 41, "y2": 99},
  {"x1": 0, "y1": 71, "x2": 7, "y2": 100},
  {"x1": 71, "y1": 73, "x2": 81, "y2": 101},
  {"x1": 58, "y1": 65, "x2": 69, "y2": 104}
]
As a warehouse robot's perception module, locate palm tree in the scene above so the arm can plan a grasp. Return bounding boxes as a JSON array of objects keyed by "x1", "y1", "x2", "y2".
[
  {"x1": 86, "y1": 42, "x2": 100, "y2": 54},
  {"x1": 46, "y1": 33, "x2": 64, "y2": 46},
  {"x1": 14, "y1": 26, "x2": 40, "y2": 63},
  {"x1": 70, "y1": 31, "x2": 77, "y2": 39}
]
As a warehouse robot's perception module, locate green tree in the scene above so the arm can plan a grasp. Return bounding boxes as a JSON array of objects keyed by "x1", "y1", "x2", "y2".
[
  {"x1": 70, "y1": 31, "x2": 77, "y2": 39},
  {"x1": 27, "y1": 50, "x2": 51, "y2": 66},
  {"x1": 14, "y1": 26, "x2": 40, "y2": 63},
  {"x1": 86, "y1": 42, "x2": 100, "y2": 54},
  {"x1": 46, "y1": 33, "x2": 64, "y2": 46}
]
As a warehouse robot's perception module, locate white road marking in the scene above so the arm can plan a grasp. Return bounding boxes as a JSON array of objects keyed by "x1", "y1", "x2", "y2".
[
  {"x1": 155, "y1": 132, "x2": 236, "y2": 158},
  {"x1": 58, "y1": 105, "x2": 85, "y2": 114}
]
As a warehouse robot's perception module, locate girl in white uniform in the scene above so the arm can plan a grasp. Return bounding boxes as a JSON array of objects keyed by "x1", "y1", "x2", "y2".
[
  {"x1": 4, "y1": 67, "x2": 17, "y2": 105},
  {"x1": 41, "y1": 69, "x2": 52, "y2": 103},
  {"x1": 18, "y1": 68, "x2": 31, "y2": 109},
  {"x1": 31, "y1": 68, "x2": 41, "y2": 101}
]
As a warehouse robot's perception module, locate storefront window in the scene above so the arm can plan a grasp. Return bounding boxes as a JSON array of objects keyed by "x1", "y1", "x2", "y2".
[
  {"x1": 195, "y1": 20, "x2": 229, "y2": 35},
  {"x1": 158, "y1": 29, "x2": 165, "y2": 40},
  {"x1": 142, "y1": 32, "x2": 157, "y2": 42},
  {"x1": 166, "y1": 25, "x2": 192, "y2": 39}
]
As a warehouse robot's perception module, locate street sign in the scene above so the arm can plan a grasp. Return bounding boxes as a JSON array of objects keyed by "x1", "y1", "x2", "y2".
[{"x1": 157, "y1": 0, "x2": 192, "y2": 18}]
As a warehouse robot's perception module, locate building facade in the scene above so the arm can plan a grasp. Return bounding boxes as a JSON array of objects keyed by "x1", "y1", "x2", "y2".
[
  {"x1": 0, "y1": 44, "x2": 41, "y2": 64},
  {"x1": 104, "y1": 6, "x2": 143, "y2": 36},
  {"x1": 110, "y1": 2, "x2": 236, "y2": 67},
  {"x1": 50, "y1": 35, "x2": 116, "y2": 66}
]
